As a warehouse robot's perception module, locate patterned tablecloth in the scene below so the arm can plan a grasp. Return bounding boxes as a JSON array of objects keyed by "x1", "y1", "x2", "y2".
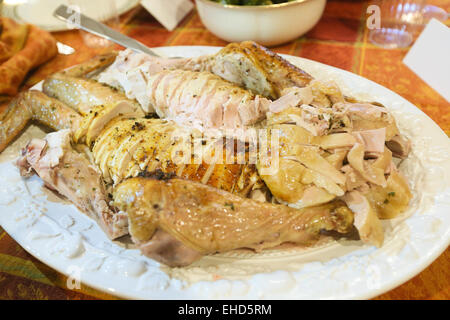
[{"x1": 0, "y1": 0, "x2": 449, "y2": 300}]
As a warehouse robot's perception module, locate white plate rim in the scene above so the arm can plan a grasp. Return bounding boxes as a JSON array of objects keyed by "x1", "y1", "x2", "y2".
[{"x1": 0, "y1": 45, "x2": 449, "y2": 300}]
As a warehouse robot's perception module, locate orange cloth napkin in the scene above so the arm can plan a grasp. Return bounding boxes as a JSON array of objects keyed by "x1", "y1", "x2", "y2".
[{"x1": 0, "y1": 18, "x2": 57, "y2": 96}]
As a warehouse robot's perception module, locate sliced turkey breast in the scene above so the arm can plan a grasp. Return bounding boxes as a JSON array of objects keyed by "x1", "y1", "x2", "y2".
[
  {"x1": 98, "y1": 41, "x2": 314, "y2": 104},
  {"x1": 146, "y1": 70, "x2": 270, "y2": 130}
]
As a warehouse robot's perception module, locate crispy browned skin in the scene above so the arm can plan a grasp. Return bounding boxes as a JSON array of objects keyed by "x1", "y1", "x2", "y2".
[
  {"x1": 92, "y1": 118, "x2": 262, "y2": 195},
  {"x1": 236, "y1": 41, "x2": 313, "y2": 95},
  {"x1": 0, "y1": 90, "x2": 82, "y2": 152},
  {"x1": 114, "y1": 177, "x2": 354, "y2": 267},
  {"x1": 43, "y1": 74, "x2": 141, "y2": 115},
  {"x1": 0, "y1": 52, "x2": 119, "y2": 152},
  {"x1": 204, "y1": 41, "x2": 313, "y2": 99},
  {"x1": 57, "y1": 51, "x2": 118, "y2": 78}
]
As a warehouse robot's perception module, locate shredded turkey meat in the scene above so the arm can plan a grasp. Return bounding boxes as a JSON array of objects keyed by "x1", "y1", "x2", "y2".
[
  {"x1": 258, "y1": 82, "x2": 412, "y2": 247},
  {"x1": 146, "y1": 70, "x2": 270, "y2": 130}
]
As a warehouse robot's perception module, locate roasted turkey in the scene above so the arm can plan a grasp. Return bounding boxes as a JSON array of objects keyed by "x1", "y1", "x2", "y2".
[{"x1": 0, "y1": 41, "x2": 412, "y2": 267}]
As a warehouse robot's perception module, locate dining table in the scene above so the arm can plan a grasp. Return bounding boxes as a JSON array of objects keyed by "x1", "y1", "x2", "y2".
[{"x1": 0, "y1": 0, "x2": 449, "y2": 300}]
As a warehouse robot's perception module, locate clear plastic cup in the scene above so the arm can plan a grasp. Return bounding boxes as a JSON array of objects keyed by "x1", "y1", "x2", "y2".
[
  {"x1": 368, "y1": 0, "x2": 427, "y2": 48},
  {"x1": 368, "y1": 0, "x2": 448, "y2": 48},
  {"x1": 68, "y1": 0, "x2": 120, "y2": 48}
]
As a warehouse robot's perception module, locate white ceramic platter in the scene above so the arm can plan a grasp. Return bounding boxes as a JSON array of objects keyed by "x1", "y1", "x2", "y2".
[
  {"x1": 1, "y1": 0, "x2": 140, "y2": 32},
  {"x1": 0, "y1": 46, "x2": 449, "y2": 300}
]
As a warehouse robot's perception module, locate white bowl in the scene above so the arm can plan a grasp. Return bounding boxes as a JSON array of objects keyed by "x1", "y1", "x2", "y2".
[{"x1": 195, "y1": 0, "x2": 326, "y2": 47}]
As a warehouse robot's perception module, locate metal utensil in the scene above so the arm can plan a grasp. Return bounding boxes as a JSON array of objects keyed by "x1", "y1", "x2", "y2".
[{"x1": 53, "y1": 4, "x2": 160, "y2": 57}]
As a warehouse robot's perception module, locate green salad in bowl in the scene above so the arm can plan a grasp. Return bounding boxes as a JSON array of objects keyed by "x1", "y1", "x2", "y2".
[{"x1": 197, "y1": 0, "x2": 326, "y2": 46}]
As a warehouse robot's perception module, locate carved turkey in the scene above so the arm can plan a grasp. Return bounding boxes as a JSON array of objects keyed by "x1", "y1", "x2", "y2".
[{"x1": 0, "y1": 41, "x2": 412, "y2": 266}]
